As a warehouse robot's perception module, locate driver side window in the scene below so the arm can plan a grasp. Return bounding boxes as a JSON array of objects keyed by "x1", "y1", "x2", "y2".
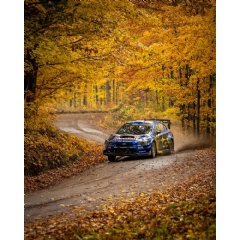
[{"x1": 156, "y1": 123, "x2": 166, "y2": 133}]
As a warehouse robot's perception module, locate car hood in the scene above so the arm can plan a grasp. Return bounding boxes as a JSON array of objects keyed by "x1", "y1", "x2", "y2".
[{"x1": 108, "y1": 133, "x2": 152, "y2": 141}]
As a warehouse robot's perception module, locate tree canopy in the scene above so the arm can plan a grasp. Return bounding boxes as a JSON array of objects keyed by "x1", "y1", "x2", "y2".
[{"x1": 24, "y1": 0, "x2": 216, "y2": 136}]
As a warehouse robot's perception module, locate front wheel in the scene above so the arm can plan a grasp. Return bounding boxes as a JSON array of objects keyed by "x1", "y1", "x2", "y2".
[
  {"x1": 150, "y1": 142, "x2": 157, "y2": 158},
  {"x1": 108, "y1": 156, "x2": 116, "y2": 162}
]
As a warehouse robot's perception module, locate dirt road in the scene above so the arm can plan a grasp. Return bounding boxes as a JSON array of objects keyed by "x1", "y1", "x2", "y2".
[
  {"x1": 53, "y1": 112, "x2": 110, "y2": 144},
  {"x1": 24, "y1": 113, "x2": 212, "y2": 223}
]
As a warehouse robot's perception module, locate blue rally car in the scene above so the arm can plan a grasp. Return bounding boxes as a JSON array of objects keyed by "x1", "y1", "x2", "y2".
[{"x1": 103, "y1": 119, "x2": 174, "y2": 162}]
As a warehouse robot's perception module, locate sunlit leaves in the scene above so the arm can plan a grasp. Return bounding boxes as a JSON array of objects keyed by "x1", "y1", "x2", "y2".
[{"x1": 25, "y1": 0, "x2": 215, "y2": 135}]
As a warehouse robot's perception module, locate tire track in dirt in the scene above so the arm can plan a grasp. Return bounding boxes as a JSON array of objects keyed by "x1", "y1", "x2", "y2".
[{"x1": 25, "y1": 113, "x2": 213, "y2": 223}]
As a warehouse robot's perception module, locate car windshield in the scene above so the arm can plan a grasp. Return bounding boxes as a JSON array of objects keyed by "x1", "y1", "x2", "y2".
[{"x1": 117, "y1": 123, "x2": 153, "y2": 135}]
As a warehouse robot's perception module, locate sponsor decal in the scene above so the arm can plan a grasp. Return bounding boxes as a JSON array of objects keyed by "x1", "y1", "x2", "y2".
[{"x1": 114, "y1": 137, "x2": 136, "y2": 141}]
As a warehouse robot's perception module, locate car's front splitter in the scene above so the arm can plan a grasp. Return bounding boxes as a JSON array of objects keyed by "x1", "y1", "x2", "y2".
[{"x1": 103, "y1": 148, "x2": 151, "y2": 157}]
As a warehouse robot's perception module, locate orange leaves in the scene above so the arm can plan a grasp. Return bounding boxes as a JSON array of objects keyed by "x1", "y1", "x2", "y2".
[
  {"x1": 25, "y1": 148, "x2": 216, "y2": 239},
  {"x1": 24, "y1": 107, "x2": 106, "y2": 191},
  {"x1": 24, "y1": 142, "x2": 105, "y2": 192}
]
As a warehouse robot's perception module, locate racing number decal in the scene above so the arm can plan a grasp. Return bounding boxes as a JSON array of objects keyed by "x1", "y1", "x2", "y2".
[
  {"x1": 158, "y1": 136, "x2": 169, "y2": 150},
  {"x1": 161, "y1": 136, "x2": 169, "y2": 148}
]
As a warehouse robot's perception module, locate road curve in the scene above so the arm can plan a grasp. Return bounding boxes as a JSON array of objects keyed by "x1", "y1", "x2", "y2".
[{"x1": 25, "y1": 113, "x2": 208, "y2": 223}]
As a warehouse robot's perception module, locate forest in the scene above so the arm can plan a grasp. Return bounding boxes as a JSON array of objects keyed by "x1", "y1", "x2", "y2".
[
  {"x1": 24, "y1": 1, "x2": 216, "y2": 239},
  {"x1": 25, "y1": 0, "x2": 216, "y2": 137}
]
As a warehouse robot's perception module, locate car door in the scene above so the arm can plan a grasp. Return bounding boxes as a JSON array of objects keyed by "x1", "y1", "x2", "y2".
[{"x1": 156, "y1": 122, "x2": 169, "y2": 153}]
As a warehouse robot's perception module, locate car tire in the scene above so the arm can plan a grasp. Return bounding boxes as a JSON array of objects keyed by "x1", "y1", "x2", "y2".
[
  {"x1": 168, "y1": 140, "x2": 174, "y2": 155},
  {"x1": 150, "y1": 142, "x2": 157, "y2": 158},
  {"x1": 108, "y1": 156, "x2": 116, "y2": 162}
]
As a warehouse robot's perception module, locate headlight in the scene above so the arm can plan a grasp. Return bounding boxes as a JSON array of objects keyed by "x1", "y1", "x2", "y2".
[
  {"x1": 105, "y1": 140, "x2": 113, "y2": 145},
  {"x1": 105, "y1": 140, "x2": 113, "y2": 149},
  {"x1": 138, "y1": 140, "x2": 151, "y2": 146}
]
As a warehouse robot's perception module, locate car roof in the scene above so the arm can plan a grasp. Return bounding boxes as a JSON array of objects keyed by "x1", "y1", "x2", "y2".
[
  {"x1": 125, "y1": 119, "x2": 171, "y2": 128},
  {"x1": 125, "y1": 120, "x2": 153, "y2": 124},
  {"x1": 125, "y1": 119, "x2": 168, "y2": 123}
]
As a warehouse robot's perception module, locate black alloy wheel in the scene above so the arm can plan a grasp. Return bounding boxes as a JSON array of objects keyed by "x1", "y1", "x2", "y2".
[
  {"x1": 168, "y1": 140, "x2": 174, "y2": 155},
  {"x1": 150, "y1": 142, "x2": 157, "y2": 158}
]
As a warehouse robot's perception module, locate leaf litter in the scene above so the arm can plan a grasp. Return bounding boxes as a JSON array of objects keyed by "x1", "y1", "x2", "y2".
[{"x1": 25, "y1": 148, "x2": 216, "y2": 239}]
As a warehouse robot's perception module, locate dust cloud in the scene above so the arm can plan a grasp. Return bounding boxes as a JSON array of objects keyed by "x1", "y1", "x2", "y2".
[{"x1": 173, "y1": 128, "x2": 214, "y2": 153}]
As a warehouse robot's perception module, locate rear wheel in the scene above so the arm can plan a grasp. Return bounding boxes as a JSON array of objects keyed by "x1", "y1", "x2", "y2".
[
  {"x1": 108, "y1": 156, "x2": 116, "y2": 162},
  {"x1": 168, "y1": 140, "x2": 174, "y2": 155},
  {"x1": 150, "y1": 142, "x2": 157, "y2": 158}
]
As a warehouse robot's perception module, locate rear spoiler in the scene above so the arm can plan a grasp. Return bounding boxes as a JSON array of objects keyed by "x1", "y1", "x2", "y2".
[{"x1": 146, "y1": 119, "x2": 172, "y2": 129}]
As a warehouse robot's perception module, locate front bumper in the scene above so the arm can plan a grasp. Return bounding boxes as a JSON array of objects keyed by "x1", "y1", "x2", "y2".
[{"x1": 103, "y1": 145, "x2": 152, "y2": 157}]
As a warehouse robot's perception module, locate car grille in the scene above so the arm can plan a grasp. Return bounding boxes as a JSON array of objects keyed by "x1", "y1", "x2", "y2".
[
  {"x1": 115, "y1": 142, "x2": 133, "y2": 147},
  {"x1": 114, "y1": 149, "x2": 136, "y2": 154}
]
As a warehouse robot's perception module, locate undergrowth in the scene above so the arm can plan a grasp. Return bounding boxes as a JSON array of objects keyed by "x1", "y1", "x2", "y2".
[{"x1": 24, "y1": 102, "x2": 103, "y2": 176}]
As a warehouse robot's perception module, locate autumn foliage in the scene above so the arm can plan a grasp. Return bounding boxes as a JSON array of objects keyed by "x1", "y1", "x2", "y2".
[
  {"x1": 25, "y1": 0, "x2": 216, "y2": 136},
  {"x1": 24, "y1": 0, "x2": 216, "y2": 238},
  {"x1": 25, "y1": 148, "x2": 216, "y2": 239},
  {"x1": 24, "y1": 103, "x2": 105, "y2": 177}
]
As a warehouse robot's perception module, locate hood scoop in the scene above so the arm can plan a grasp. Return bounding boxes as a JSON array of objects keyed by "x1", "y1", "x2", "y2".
[
  {"x1": 114, "y1": 135, "x2": 137, "y2": 141},
  {"x1": 120, "y1": 135, "x2": 135, "y2": 139}
]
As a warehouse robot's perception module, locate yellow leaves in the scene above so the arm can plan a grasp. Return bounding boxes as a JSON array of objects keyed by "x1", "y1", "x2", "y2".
[
  {"x1": 108, "y1": 207, "x2": 116, "y2": 215},
  {"x1": 25, "y1": 148, "x2": 216, "y2": 239},
  {"x1": 72, "y1": 206, "x2": 81, "y2": 210},
  {"x1": 25, "y1": 116, "x2": 106, "y2": 192}
]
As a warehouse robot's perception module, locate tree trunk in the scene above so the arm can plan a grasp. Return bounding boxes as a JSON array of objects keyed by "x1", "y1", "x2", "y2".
[
  {"x1": 74, "y1": 92, "x2": 77, "y2": 108},
  {"x1": 83, "y1": 84, "x2": 88, "y2": 106},
  {"x1": 193, "y1": 101, "x2": 196, "y2": 133},
  {"x1": 156, "y1": 90, "x2": 159, "y2": 105},
  {"x1": 112, "y1": 80, "x2": 115, "y2": 103},
  {"x1": 106, "y1": 80, "x2": 111, "y2": 103},
  {"x1": 95, "y1": 85, "x2": 99, "y2": 105},
  {"x1": 24, "y1": 50, "x2": 38, "y2": 102},
  {"x1": 206, "y1": 74, "x2": 215, "y2": 135},
  {"x1": 197, "y1": 78, "x2": 201, "y2": 136},
  {"x1": 162, "y1": 96, "x2": 165, "y2": 111}
]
